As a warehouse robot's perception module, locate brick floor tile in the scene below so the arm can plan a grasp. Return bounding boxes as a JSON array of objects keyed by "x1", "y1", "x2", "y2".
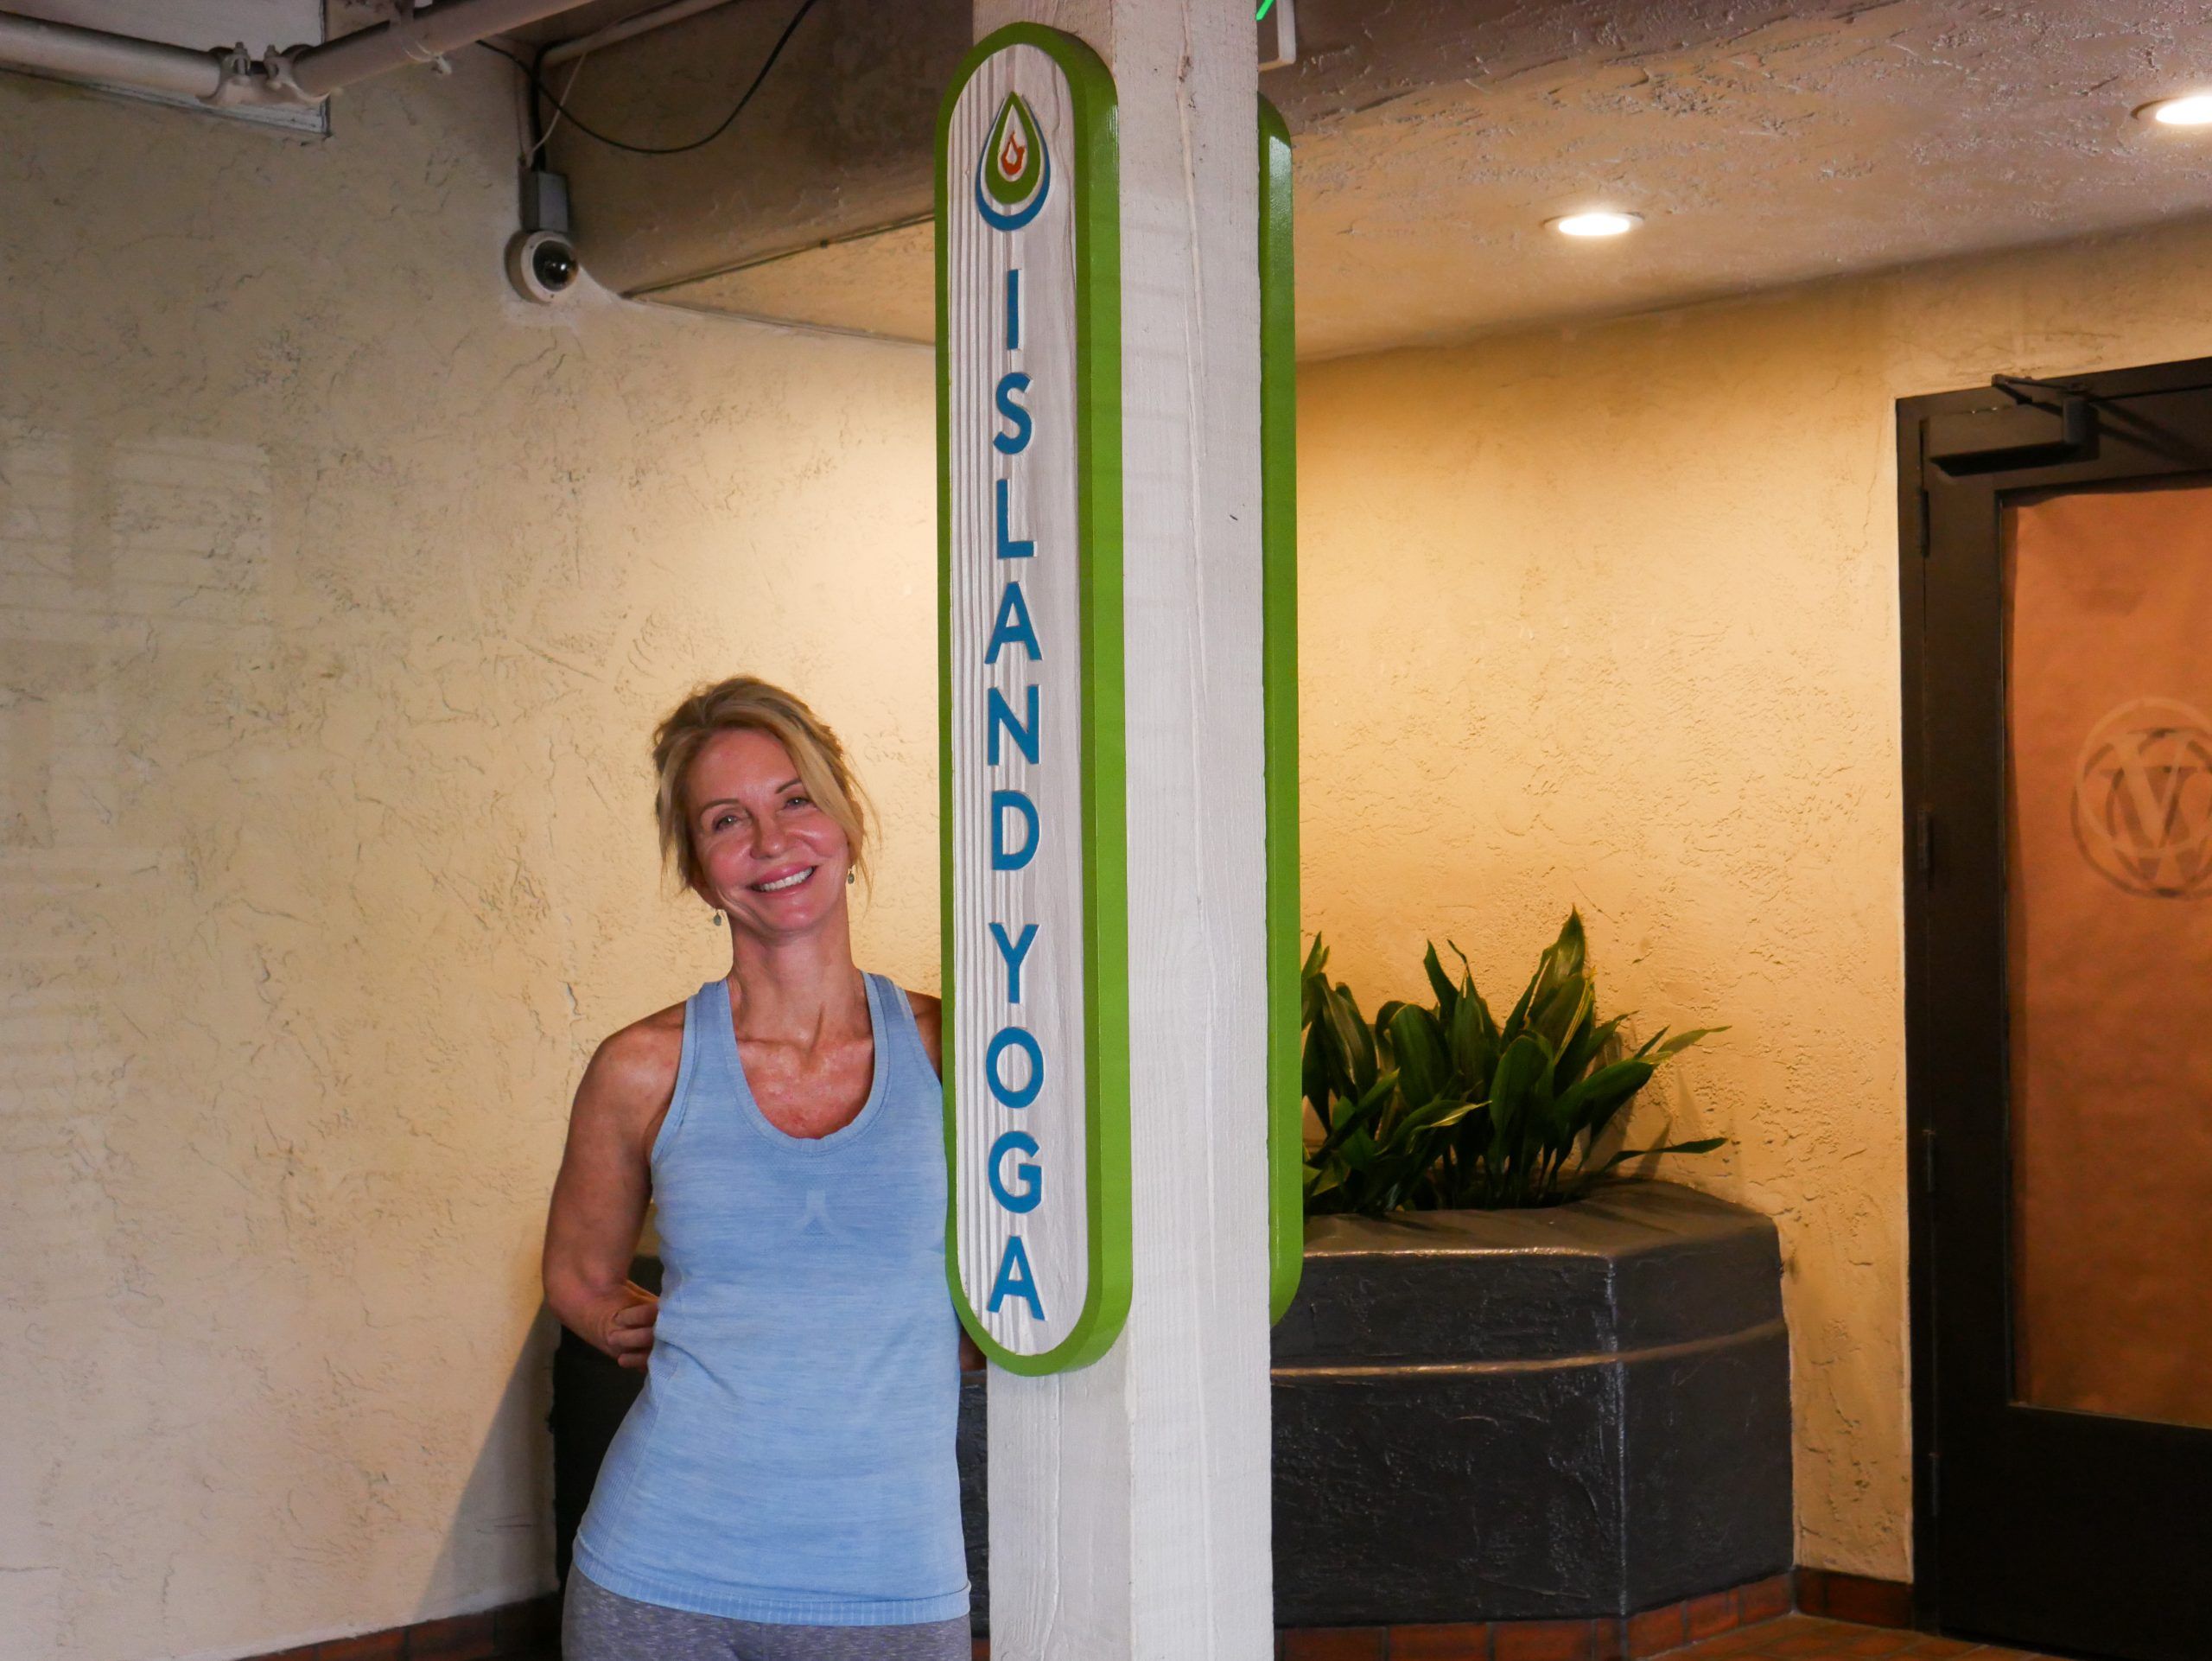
[
  {"x1": 1820, "y1": 1581, "x2": 1913, "y2": 1631},
  {"x1": 1738, "y1": 1578, "x2": 1794, "y2": 1626},
  {"x1": 1686, "y1": 1594, "x2": 1739, "y2": 1642},
  {"x1": 1625, "y1": 1604, "x2": 1688, "y2": 1658},
  {"x1": 1832, "y1": 1631, "x2": 1916, "y2": 1657},
  {"x1": 1675, "y1": 1621, "x2": 1796, "y2": 1658},
  {"x1": 1392, "y1": 1622, "x2": 1492, "y2": 1659},
  {"x1": 1765, "y1": 1631, "x2": 1850, "y2": 1658},
  {"x1": 1281, "y1": 1627, "x2": 1389, "y2": 1661},
  {"x1": 1492, "y1": 1619, "x2": 1598, "y2": 1661}
]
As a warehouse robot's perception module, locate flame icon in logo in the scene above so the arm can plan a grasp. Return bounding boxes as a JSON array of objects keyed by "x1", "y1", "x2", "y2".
[{"x1": 976, "y1": 92, "x2": 1050, "y2": 231}]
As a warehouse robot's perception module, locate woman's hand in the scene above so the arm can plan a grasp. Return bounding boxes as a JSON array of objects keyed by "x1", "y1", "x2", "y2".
[{"x1": 603, "y1": 1281, "x2": 661, "y2": 1371}]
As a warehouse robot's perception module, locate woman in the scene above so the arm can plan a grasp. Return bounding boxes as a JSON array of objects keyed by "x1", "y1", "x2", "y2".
[{"x1": 543, "y1": 676, "x2": 978, "y2": 1661}]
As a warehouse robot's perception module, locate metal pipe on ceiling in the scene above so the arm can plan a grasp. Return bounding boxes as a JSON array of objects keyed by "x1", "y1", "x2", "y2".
[
  {"x1": 0, "y1": 0, "x2": 602, "y2": 110},
  {"x1": 540, "y1": 0, "x2": 746, "y2": 70},
  {"x1": 0, "y1": 10, "x2": 226, "y2": 99},
  {"x1": 285, "y1": 0, "x2": 604, "y2": 99}
]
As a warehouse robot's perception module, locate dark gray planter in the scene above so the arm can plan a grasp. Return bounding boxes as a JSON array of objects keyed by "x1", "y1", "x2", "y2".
[{"x1": 1270, "y1": 1180, "x2": 1792, "y2": 1626}]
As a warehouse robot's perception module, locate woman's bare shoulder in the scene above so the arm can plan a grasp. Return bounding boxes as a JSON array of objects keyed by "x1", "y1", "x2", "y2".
[{"x1": 575, "y1": 1001, "x2": 689, "y2": 1139}]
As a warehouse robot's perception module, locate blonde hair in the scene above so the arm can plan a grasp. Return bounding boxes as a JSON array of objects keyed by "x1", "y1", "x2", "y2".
[{"x1": 651, "y1": 677, "x2": 872, "y2": 896}]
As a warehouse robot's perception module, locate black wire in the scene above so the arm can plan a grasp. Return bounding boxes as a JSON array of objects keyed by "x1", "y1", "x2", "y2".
[{"x1": 478, "y1": 0, "x2": 818, "y2": 158}]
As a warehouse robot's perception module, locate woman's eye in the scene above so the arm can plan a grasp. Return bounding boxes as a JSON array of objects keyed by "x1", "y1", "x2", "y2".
[
  {"x1": 785, "y1": 793, "x2": 811, "y2": 809},
  {"x1": 711, "y1": 813, "x2": 736, "y2": 831}
]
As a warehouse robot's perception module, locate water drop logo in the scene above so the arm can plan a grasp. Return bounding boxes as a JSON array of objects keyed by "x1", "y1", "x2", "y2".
[{"x1": 976, "y1": 92, "x2": 1051, "y2": 232}]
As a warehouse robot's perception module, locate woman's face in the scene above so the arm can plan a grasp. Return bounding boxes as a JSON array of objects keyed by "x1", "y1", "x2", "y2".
[{"x1": 685, "y1": 728, "x2": 852, "y2": 939}]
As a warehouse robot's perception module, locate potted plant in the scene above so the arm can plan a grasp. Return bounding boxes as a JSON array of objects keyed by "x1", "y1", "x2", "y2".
[
  {"x1": 1272, "y1": 913, "x2": 1793, "y2": 1630},
  {"x1": 1300, "y1": 911, "x2": 1723, "y2": 1215}
]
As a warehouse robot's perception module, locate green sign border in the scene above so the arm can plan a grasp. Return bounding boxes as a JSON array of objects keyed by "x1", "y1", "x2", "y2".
[
  {"x1": 936, "y1": 23, "x2": 1131, "y2": 1376},
  {"x1": 1260, "y1": 98, "x2": 1305, "y2": 1324}
]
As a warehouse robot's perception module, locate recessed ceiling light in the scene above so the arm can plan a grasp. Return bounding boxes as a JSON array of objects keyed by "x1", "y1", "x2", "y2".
[
  {"x1": 1548, "y1": 211, "x2": 1642, "y2": 239},
  {"x1": 2137, "y1": 92, "x2": 2212, "y2": 127}
]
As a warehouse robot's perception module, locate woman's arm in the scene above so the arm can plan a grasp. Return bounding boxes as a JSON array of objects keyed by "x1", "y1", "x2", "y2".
[
  {"x1": 543, "y1": 1013, "x2": 682, "y2": 1370},
  {"x1": 906, "y1": 990, "x2": 986, "y2": 1374}
]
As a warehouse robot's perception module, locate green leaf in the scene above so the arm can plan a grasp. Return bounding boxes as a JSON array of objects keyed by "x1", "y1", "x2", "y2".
[
  {"x1": 1324, "y1": 982, "x2": 1377, "y2": 1098},
  {"x1": 1388, "y1": 1003, "x2": 1452, "y2": 1109},
  {"x1": 1449, "y1": 984, "x2": 1499, "y2": 1089},
  {"x1": 1531, "y1": 977, "x2": 1592, "y2": 1059},
  {"x1": 1554, "y1": 1010, "x2": 1619, "y2": 1091},
  {"x1": 1486, "y1": 1033, "x2": 1553, "y2": 1168},
  {"x1": 1502, "y1": 964, "x2": 1541, "y2": 1044},
  {"x1": 1306, "y1": 1069, "x2": 1400, "y2": 1167},
  {"x1": 1646, "y1": 1025, "x2": 1727, "y2": 1060},
  {"x1": 1374, "y1": 1000, "x2": 1409, "y2": 1061},
  {"x1": 1601, "y1": 1136, "x2": 1728, "y2": 1171},
  {"x1": 1423, "y1": 943, "x2": 1460, "y2": 1027},
  {"x1": 1549, "y1": 909, "x2": 1588, "y2": 985}
]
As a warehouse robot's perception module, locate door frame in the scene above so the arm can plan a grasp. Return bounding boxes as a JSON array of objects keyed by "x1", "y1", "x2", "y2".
[{"x1": 1897, "y1": 352, "x2": 2212, "y2": 1651}]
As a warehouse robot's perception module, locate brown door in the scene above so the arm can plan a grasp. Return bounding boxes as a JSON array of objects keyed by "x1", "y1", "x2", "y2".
[{"x1": 1902, "y1": 360, "x2": 2212, "y2": 1661}]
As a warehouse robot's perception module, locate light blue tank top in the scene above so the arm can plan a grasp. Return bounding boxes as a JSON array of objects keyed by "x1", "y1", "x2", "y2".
[{"x1": 573, "y1": 972, "x2": 969, "y2": 1626}]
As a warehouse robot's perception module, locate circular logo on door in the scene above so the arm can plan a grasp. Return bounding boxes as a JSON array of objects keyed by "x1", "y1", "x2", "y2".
[{"x1": 2071, "y1": 697, "x2": 2212, "y2": 897}]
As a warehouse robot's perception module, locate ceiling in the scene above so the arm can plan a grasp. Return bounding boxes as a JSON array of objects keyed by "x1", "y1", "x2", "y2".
[
  {"x1": 1274, "y1": 0, "x2": 2212, "y2": 357},
  {"x1": 494, "y1": 1, "x2": 2212, "y2": 355}
]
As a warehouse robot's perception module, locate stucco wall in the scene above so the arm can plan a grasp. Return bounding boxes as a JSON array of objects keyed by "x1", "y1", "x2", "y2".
[
  {"x1": 0, "y1": 55, "x2": 938, "y2": 1661},
  {"x1": 1296, "y1": 213, "x2": 2212, "y2": 1582}
]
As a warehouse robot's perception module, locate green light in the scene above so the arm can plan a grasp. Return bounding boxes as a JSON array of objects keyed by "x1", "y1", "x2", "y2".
[{"x1": 1256, "y1": 0, "x2": 1276, "y2": 18}]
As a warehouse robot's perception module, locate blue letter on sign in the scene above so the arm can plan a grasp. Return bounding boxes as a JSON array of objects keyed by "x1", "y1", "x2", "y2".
[
  {"x1": 995, "y1": 479, "x2": 1033, "y2": 560},
  {"x1": 990, "y1": 920, "x2": 1039, "y2": 1002},
  {"x1": 988, "y1": 1130, "x2": 1043, "y2": 1212},
  {"x1": 988, "y1": 1233, "x2": 1045, "y2": 1320},
  {"x1": 990, "y1": 790, "x2": 1038, "y2": 870},
  {"x1": 985, "y1": 1025, "x2": 1044, "y2": 1109},
  {"x1": 987, "y1": 684, "x2": 1039, "y2": 765},
  {"x1": 993, "y1": 372, "x2": 1033, "y2": 455},
  {"x1": 985, "y1": 582, "x2": 1041, "y2": 665}
]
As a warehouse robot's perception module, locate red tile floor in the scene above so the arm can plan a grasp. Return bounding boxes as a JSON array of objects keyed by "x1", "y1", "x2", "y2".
[{"x1": 1664, "y1": 1614, "x2": 2060, "y2": 1659}]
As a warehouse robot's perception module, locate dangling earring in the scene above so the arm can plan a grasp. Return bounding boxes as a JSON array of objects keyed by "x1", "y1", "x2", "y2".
[
  {"x1": 712, "y1": 911, "x2": 725, "y2": 926},
  {"x1": 846, "y1": 870, "x2": 855, "y2": 886}
]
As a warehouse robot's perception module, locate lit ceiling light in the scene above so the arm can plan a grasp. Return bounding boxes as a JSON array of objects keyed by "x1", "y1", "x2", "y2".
[
  {"x1": 2137, "y1": 92, "x2": 2212, "y2": 127},
  {"x1": 1548, "y1": 210, "x2": 1643, "y2": 239}
]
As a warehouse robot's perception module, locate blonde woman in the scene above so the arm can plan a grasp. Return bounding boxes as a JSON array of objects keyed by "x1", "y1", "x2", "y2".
[{"x1": 543, "y1": 676, "x2": 978, "y2": 1660}]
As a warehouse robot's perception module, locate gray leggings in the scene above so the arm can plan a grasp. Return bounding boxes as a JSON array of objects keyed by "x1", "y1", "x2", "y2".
[{"x1": 563, "y1": 1567, "x2": 972, "y2": 1661}]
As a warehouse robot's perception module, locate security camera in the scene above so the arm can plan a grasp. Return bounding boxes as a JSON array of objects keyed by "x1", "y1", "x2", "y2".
[{"x1": 507, "y1": 229, "x2": 580, "y2": 304}]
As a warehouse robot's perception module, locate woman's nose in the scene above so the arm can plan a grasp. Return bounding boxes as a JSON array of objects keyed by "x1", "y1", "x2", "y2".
[{"x1": 751, "y1": 818, "x2": 790, "y2": 857}]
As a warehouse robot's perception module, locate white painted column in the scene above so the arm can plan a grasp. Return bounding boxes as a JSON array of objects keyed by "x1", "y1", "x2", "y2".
[{"x1": 971, "y1": 3, "x2": 1271, "y2": 1658}]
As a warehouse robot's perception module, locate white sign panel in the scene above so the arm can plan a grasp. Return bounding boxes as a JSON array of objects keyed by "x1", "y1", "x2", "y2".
[{"x1": 937, "y1": 26, "x2": 1128, "y2": 1372}]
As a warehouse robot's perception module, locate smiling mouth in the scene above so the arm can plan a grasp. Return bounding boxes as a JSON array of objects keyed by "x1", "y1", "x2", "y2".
[{"x1": 752, "y1": 867, "x2": 817, "y2": 894}]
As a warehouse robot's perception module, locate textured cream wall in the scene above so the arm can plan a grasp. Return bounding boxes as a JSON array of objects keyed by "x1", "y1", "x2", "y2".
[
  {"x1": 1297, "y1": 213, "x2": 2212, "y2": 1582},
  {"x1": 0, "y1": 58, "x2": 938, "y2": 1661}
]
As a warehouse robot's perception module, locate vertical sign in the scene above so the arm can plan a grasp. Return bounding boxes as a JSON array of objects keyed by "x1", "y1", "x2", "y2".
[
  {"x1": 1261, "y1": 98, "x2": 1305, "y2": 1324},
  {"x1": 938, "y1": 25, "x2": 1129, "y2": 1372}
]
